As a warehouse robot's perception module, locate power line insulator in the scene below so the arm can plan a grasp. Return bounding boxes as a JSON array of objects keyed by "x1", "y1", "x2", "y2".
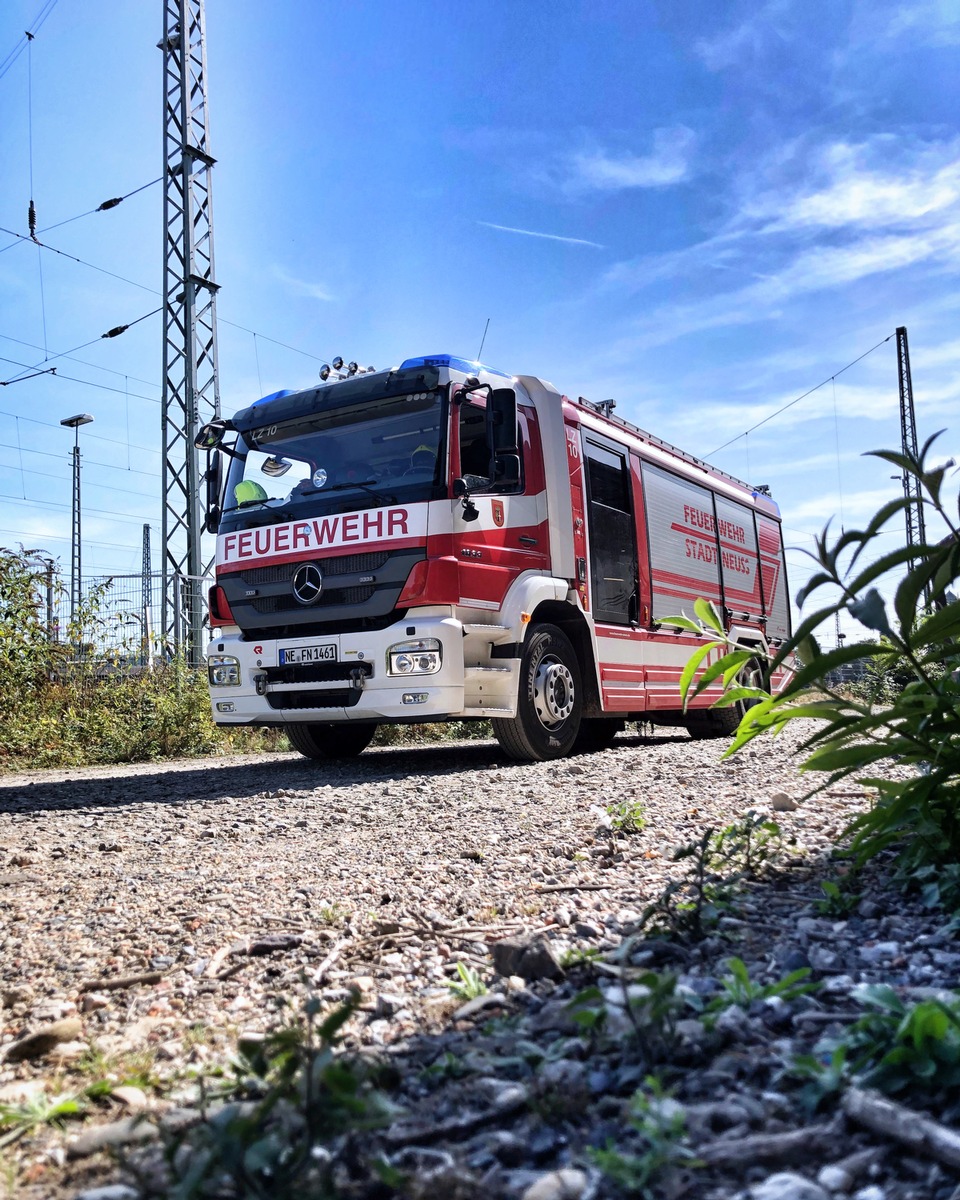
[
  {"x1": 28, "y1": 199, "x2": 37, "y2": 238},
  {"x1": 97, "y1": 197, "x2": 123, "y2": 211},
  {"x1": 101, "y1": 325, "x2": 129, "y2": 339}
]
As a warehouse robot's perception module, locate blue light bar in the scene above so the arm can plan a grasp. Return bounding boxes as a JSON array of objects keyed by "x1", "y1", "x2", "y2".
[
  {"x1": 399, "y1": 354, "x2": 512, "y2": 379},
  {"x1": 250, "y1": 389, "x2": 296, "y2": 407}
]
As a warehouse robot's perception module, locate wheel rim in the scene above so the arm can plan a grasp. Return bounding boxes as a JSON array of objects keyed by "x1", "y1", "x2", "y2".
[{"x1": 533, "y1": 656, "x2": 576, "y2": 728}]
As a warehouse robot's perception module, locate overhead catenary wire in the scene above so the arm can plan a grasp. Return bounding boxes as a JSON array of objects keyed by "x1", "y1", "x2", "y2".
[
  {"x1": 0, "y1": 0, "x2": 59, "y2": 82},
  {"x1": 705, "y1": 332, "x2": 896, "y2": 458},
  {"x1": 0, "y1": 308, "x2": 161, "y2": 386},
  {"x1": 0, "y1": 178, "x2": 163, "y2": 254},
  {"x1": 0, "y1": 405, "x2": 162, "y2": 458},
  {"x1": 0, "y1": 331, "x2": 160, "y2": 391}
]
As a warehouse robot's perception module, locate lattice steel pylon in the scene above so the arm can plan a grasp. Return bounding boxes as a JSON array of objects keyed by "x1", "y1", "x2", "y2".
[
  {"x1": 160, "y1": 0, "x2": 220, "y2": 665},
  {"x1": 896, "y1": 326, "x2": 930, "y2": 607}
]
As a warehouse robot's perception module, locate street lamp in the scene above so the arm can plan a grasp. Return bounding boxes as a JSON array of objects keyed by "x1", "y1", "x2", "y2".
[{"x1": 60, "y1": 413, "x2": 94, "y2": 627}]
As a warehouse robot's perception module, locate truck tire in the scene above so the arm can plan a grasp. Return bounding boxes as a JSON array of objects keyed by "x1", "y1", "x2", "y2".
[
  {"x1": 492, "y1": 624, "x2": 582, "y2": 762},
  {"x1": 573, "y1": 718, "x2": 625, "y2": 754},
  {"x1": 286, "y1": 722, "x2": 377, "y2": 760},
  {"x1": 685, "y1": 656, "x2": 763, "y2": 740}
]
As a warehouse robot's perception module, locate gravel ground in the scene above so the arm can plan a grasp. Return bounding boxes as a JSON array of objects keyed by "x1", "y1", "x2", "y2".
[{"x1": 1, "y1": 725, "x2": 958, "y2": 1200}]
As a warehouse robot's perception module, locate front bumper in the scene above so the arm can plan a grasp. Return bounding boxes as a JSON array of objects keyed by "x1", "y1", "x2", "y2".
[{"x1": 207, "y1": 615, "x2": 465, "y2": 724}]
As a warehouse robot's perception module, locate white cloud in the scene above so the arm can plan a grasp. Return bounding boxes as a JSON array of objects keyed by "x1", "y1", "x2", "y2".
[
  {"x1": 694, "y1": 11, "x2": 773, "y2": 70},
  {"x1": 477, "y1": 222, "x2": 604, "y2": 249},
  {"x1": 272, "y1": 266, "x2": 335, "y2": 303},
  {"x1": 788, "y1": 486, "x2": 902, "y2": 523},
  {"x1": 747, "y1": 139, "x2": 960, "y2": 233},
  {"x1": 565, "y1": 127, "x2": 696, "y2": 193}
]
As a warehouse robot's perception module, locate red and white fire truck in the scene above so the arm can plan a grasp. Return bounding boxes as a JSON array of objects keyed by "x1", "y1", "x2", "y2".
[{"x1": 198, "y1": 353, "x2": 790, "y2": 762}]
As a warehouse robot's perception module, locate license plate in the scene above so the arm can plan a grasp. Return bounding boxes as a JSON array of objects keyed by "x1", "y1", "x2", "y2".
[{"x1": 279, "y1": 643, "x2": 337, "y2": 665}]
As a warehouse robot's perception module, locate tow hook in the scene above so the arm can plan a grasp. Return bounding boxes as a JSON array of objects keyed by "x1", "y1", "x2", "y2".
[
  {"x1": 252, "y1": 672, "x2": 268, "y2": 697},
  {"x1": 349, "y1": 668, "x2": 366, "y2": 691}
]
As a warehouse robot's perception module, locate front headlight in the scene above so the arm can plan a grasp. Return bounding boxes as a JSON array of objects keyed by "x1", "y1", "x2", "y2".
[
  {"x1": 208, "y1": 655, "x2": 241, "y2": 686},
  {"x1": 387, "y1": 637, "x2": 442, "y2": 676}
]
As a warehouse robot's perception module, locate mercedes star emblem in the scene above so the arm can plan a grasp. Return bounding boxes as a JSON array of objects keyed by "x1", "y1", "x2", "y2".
[{"x1": 292, "y1": 562, "x2": 323, "y2": 605}]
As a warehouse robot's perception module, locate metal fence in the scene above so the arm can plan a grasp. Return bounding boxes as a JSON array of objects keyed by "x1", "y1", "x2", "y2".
[{"x1": 41, "y1": 570, "x2": 211, "y2": 668}]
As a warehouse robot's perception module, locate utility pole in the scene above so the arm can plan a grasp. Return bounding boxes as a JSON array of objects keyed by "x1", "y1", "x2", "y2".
[
  {"x1": 895, "y1": 326, "x2": 930, "y2": 607},
  {"x1": 141, "y1": 523, "x2": 154, "y2": 668},
  {"x1": 60, "y1": 413, "x2": 94, "y2": 628},
  {"x1": 160, "y1": 0, "x2": 220, "y2": 665}
]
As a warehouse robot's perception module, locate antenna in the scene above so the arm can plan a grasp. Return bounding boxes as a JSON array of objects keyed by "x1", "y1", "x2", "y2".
[{"x1": 477, "y1": 317, "x2": 490, "y2": 361}]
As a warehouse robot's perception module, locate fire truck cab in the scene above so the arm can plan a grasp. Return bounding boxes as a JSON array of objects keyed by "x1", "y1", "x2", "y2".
[{"x1": 200, "y1": 354, "x2": 790, "y2": 762}]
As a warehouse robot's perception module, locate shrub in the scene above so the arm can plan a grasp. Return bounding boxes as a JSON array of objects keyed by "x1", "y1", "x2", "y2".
[
  {"x1": 672, "y1": 432, "x2": 960, "y2": 906},
  {"x1": 0, "y1": 548, "x2": 283, "y2": 769}
]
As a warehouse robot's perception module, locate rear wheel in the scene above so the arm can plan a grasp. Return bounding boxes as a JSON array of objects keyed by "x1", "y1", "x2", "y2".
[
  {"x1": 684, "y1": 656, "x2": 764, "y2": 740},
  {"x1": 493, "y1": 624, "x2": 582, "y2": 762},
  {"x1": 573, "y1": 717, "x2": 625, "y2": 754},
  {"x1": 286, "y1": 722, "x2": 378, "y2": 760}
]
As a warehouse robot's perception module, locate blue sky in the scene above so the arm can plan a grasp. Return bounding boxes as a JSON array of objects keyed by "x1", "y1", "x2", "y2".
[{"x1": 1, "y1": 0, "x2": 958, "y2": 639}]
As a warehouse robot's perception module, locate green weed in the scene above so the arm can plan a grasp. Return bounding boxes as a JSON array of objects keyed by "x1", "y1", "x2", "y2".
[
  {"x1": 669, "y1": 431, "x2": 960, "y2": 911},
  {"x1": 606, "y1": 795, "x2": 646, "y2": 834},
  {"x1": 589, "y1": 1076, "x2": 700, "y2": 1197},
  {"x1": 707, "y1": 956, "x2": 818, "y2": 1013},
  {"x1": 444, "y1": 962, "x2": 488, "y2": 1001}
]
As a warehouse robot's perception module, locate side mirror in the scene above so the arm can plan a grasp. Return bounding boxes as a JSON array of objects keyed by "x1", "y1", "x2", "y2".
[
  {"x1": 261, "y1": 456, "x2": 292, "y2": 478},
  {"x1": 493, "y1": 453, "x2": 521, "y2": 490},
  {"x1": 195, "y1": 420, "x2": 227, "y2": 450},
  {"x1": 203, "y1": 454, "x2": 223, "y2": 533}
]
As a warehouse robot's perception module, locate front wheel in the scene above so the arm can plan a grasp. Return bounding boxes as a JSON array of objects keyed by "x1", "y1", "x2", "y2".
[
  {"x1": 286, "y1": 722, "x2": 378, "y2": 760},
  {"x1": 492, "y1": 624, "x2": 582, "y2": 762}
]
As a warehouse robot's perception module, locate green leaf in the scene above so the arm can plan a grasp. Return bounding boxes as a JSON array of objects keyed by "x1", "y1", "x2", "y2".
[
  {"x1": 913, "y1": 600, "x2": 960, "y2": 648},
  {"x1": 678, "y1": 639, "x2": 724, "y2": 707},
  {"x1": 689, "y1": 649, "x2": 753, "y2": 699},
  {"x1": 658, "y1": 615, "x2": 703, "y2": 634},
  {"x1": 693, "y1": 597, "x2": 725, "y2": 635},
  {"x1": 844, "y1": 544, "x2": 931, "y2": 602}
]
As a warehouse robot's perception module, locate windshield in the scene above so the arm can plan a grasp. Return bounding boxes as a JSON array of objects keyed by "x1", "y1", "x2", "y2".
[{"x1": 220, "y1": 389, "x2": 447, "y2": 531}]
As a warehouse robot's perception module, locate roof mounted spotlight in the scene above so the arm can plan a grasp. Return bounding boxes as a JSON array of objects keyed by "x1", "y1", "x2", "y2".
[
  {"x1": 366, "y1": 365, "x2": 376, "y2": 373},
  {"x1": 754, "y1": 484, "x2": 771, "y2": 497},
  {"x1": 319, "y1": 363, "x2": 331, "y2": 381},
  {"x1": 332, "y1": 356, "x2": 344, "y2": 371},
  {"x1": 347, "y1": 361, "x2": 359, "y2": 376}
]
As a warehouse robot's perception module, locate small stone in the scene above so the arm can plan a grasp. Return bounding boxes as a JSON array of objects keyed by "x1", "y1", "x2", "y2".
[
  {"x1": 781, "y1": 949, "x2": 811, "y2": 973},
  {"x1": 817, "y1": 1164, "x2": 853, "y2": 1192},
  {"x1": 492, "y1": 933, "x2": 564, "y2": 982},
  {"x1": 852, "y1": 1189, "x2": 885, "y2": 1200},
  {"x1": 47, "y1": 1039, "x2": 88, "y2": 1062},
  {"x1": 74, "y1": 1187, "x2": 139, "y2": 1200},
  {"x1": 522, "y1": 1167, "x2": 590, "y2": 1200},
  {"x1": 771, "y1": 791, "x2": 798, "y2": 811},
  {"x1": 860, "y1": 942, "x2": 899, "y2": 964},
  {"x1": 750, "y1": 1173, "x2": 830, "y2": 1200},
  {"x1": 1, "y1": 985, "x2": 33, "y2": 1008},
  {"x1": 714, "y1": 1003, "x2": 750, "y2": 1037},
  {"x1": 453, "y1": 992, "x2": 506, "y2": 1021},
  {"x1": 573, "y1": 921, "x2": 603, "y2": 939},
  {"x1": 375, "y1": 991, "x2": 408, "y2": 1018},
  {"x1": 0, "y1": 1079, "x2": 46, "y2": 1104},
  {"x1": 81, "y1": 992, "x2": 111, "y2": 1013},
  {"x1": 111, "y1": 1085, "x2": 149, "y2": 1110},
  {"x1": 67, "y1": 1115, "x2": 159, "y2": 1158},
  {"x1": 3, "y1": 1017, "x2": 83, "y2": 1061}
]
